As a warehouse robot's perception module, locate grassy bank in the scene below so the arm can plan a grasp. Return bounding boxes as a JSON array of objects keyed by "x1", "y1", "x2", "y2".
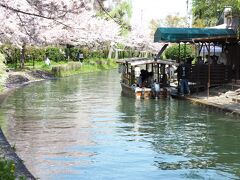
[
  {"x1": 52, "y1": 59, "x2": 117, "y2": 77},
  {"x1": 19, "y1": 58, "x2": 118, "y2": 77}
]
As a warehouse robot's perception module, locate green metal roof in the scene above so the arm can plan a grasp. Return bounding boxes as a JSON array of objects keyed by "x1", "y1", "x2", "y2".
[{"x1": 154, "y1": 27, "x2": 237, "y2": 43}]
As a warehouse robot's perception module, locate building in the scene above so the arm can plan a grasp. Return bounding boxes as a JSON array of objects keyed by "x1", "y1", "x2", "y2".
[{"x1": 154, "y1": 7, "x2": 240, "y2": 94}]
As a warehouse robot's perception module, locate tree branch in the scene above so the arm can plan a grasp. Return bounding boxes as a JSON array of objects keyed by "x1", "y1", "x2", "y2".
[
  {"x1": 0, "y1": 3, "x2": 71, "y2": 28},
  {"x1": 0, "y1": 3, "x2": 55, "y2": 20}
]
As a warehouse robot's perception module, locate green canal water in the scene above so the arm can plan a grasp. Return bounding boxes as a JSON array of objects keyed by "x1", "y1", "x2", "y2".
[{"x1": 0, "y1": 70, "x2": 240, "y2": 179}]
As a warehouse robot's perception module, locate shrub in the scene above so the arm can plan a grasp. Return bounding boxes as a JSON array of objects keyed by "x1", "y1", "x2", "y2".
[
  {"x1": 165, "y1": 44, "x2": 194, "y2": 60},
  {"x1": 25, "y1": 46, "x2": 45, "y2": 62},
  {"x1": 65, "y1": 47, "x2": 107, "y2": 61},
  {"x1": 0, "y1": 53, "x2": 7, "y2": 92},
  {"x1": 0, "y1": 158, "x2": 16, "y2": 180},
  {"x1": 0, "y1": 44, "x2": 20, "y2": 65},
  {"x1": 82, "y1": 48, "x2": 91, "y2": 59},
  {"x1": 68, "y1": 47, "x2": 80, "y2": 61},
  {"x1": 46, "y1": 47, "x2": 65, "y2": 62}
]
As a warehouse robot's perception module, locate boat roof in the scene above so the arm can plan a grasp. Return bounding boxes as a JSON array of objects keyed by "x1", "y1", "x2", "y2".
[
  {"x1": 116, "y1": 58, "x2": 179, "y2": 66},
  {"x1": 154, "y1": 27, "x2": 237, "y2": 43}
]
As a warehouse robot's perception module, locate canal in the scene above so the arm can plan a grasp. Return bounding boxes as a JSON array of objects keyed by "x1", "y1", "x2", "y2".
[{"x1": 0, "y1": 70, "x2": 240, "y2": 179}]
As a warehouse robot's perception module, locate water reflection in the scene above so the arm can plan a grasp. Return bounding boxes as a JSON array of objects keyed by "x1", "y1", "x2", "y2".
[
  {"x1": 0, "y1": 70, "x2": 240, "y2": 179},
  {"x1": 118, "y1": 96, "x2": 240, "y2": 178}
]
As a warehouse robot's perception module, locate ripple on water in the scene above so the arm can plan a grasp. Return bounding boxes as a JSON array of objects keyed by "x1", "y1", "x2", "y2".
[{"x1": 1, "y1": 70, "x2": 240, "y2": 179}]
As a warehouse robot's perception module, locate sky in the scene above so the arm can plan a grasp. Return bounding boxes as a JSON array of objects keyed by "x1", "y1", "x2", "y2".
[{"x1": 131, "y1": 0, "x2": 191, "y2": 26}]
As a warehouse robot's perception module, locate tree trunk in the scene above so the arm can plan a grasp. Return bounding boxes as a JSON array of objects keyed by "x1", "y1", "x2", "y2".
[
  {"x1": 20, "y1": 43, "x2": 26, "y2": 69},
  {"x1": 114, "y1": 49, "x2": 118, "y2": 59},
  {"x1": 108, "y1": 46, "x2": 113, "y2": 59}
]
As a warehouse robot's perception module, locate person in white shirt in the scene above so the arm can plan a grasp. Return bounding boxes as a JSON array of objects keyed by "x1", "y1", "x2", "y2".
[{"x1": 45, "y1": 56, "x2": 51, "y2": 66}]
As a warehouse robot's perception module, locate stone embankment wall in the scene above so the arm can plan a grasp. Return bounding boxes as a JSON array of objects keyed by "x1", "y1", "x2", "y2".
[{"x1": 0, "y1": 129, "x2": 36, "y2": 179}]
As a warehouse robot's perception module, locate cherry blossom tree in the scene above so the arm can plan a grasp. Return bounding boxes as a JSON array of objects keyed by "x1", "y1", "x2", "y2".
[
  {"x1": 0, "y1": 0, "x2": 121, "y2": 67},
  {"x1": 116, "y1": 24, "x2": 163, "y2": 56},
  {"x1": 0, "y1": 0, "x2": 162, "y2": 67}
]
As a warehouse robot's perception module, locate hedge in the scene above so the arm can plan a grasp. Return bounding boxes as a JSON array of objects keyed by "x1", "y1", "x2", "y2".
[
  {"x1": 0, "y1": 44, "x2": 151, "y2": 66},
  {"x1": 165, "y1": 44, "x2": 194, "y2": 60}
]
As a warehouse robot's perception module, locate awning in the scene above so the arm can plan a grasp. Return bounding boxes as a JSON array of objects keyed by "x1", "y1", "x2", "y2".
[
  {"x1": 116, "y1": 58, "x2": 178, "y2": 66},
  {"x1": 154, "y1": 27, "x2": 237, "y2": 43}
]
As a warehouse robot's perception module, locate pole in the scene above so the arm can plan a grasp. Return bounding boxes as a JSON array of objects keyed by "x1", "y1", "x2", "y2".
[{"x1": 207, "y1": 42, "x2": 211, "y2": 98}]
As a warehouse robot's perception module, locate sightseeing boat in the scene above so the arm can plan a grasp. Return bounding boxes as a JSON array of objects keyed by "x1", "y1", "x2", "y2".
[{"x1": 116, "y1": 58, "x2": 178, "y2": 99}]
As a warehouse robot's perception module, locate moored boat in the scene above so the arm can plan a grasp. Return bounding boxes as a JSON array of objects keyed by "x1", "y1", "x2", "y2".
[{"x1": 116, "y1": 58, "x2": 178, "y2": 99}]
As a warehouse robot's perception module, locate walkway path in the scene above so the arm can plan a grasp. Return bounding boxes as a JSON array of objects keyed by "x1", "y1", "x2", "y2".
[{"x1": 188, "y1": 83, "x2": 240, "y2": 116}]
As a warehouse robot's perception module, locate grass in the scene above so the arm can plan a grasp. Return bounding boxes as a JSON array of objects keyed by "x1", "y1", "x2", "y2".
[
  {"x1": 6, "y1": 58, "x2": 117, "y2": 77},
  {"x1": 21, "y1": 58, "x2": 118, "y2": 77}
]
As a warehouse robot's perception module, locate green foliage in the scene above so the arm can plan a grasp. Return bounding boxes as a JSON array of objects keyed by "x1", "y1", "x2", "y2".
[
  {"x1": 111, "y1": 1, "x2": 132, "y2": 35},
  {"x1": 52, "y1": 58, "x2": 117, "y2": 77},
  {"x1": 162, "y1": 14, "x2": 188, "y2": 27},
  {"x1": 149, "y1": 19, "x2": 161, "y2": 37},
  {"x1": 0, "y1": 45, "x2": 67, "y2": 66},
  {"x1": 91, "y1": 50, "x2": 105, "y2": 59},
  {"x1": 24, "y1": 60, "x2": 68, "y2": 72},
  {"x1": 65, "y1": 47, "x2": 109, "y2": 61},
  {"x1": 98, "y1": 1, "x2": 132, "y2": 35},
  {"x1": 165, "y1": 44, "x2": 194, "y2": 60},
  {"x1": 0, "y1": 158, "x2": 16, "y2": 180},
  {"x1": 1, "y1": 44, "x2": 146, "y2": 75},
  {"x1": 0, "y1": 53, "x2": 7, "y2": 92},
  {"x1": 81, "y1": 48, "x2": 91, "y2": 59},
  {"x1": 46, "y1": 47, "x2": 65, "y2": 62},
  {"x1": 0, "y1": 44, "x2": 20, "y2": 66},
  {"x1": 25, "y1": 46, "x2": 45, "y2": 61},
  {"x1": 64, "y1": 47, "x2": 77, "y2": 61},
  {"x1": 192, "y1": 0, "x2": 240, "y2": 27}
]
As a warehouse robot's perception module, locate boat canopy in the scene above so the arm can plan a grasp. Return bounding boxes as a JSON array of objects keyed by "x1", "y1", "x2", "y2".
[
  {"x1": 116, "y1": 58, "x2": 178, "y2": 66},
  {"x1": 154, "y1": 27, "x2": 237, "y2": 43}
]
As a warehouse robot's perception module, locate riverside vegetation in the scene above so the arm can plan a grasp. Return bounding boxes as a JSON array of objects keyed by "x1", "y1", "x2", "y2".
[
  {"x1": 0, "y1": 44, "x2": 149, "y2": 79},
  {"x1": 0, "y1": 53, "x2": 7, "y2": 93},
  {"x1": 0, "y1": 158, "x2": 16, "y2": 180},
  {"x1": 0, "y1": 45, "x2": 122, "y2": 78}
]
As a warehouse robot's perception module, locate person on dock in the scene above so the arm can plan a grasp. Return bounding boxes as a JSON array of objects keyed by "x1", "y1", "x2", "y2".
[{"x1": 177, "y1": 61, "x2": 190, "y2": 96}]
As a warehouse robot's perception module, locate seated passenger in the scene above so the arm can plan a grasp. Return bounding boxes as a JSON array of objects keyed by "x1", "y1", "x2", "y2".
[
  {"x1": 197, "y1": 56, "x2": 204, "y2": 64},
  {"x1": 146, "y1": 72, "x2": 154, "y2": 88},
  {"x1": 217, "y1": 52, "x2": 227, "y2": 65},
  {"x1": 152, "y1": 79, "x2": 160, "y2": 98}
]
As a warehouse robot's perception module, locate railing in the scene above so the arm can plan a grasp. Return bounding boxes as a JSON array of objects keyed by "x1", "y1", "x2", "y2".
[
  {"x1": 122, "y1": 73, "x2": 132, "y2": 85},
  {"x1": 188, "y1": 64, "x2": 232, "y2": 91}
]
